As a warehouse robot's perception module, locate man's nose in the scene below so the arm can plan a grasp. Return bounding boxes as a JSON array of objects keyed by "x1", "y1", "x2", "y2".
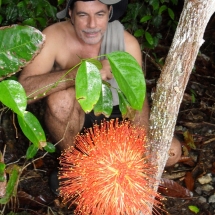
[{"x1": 88, "y1": 16, "x2": 96, "y2": 28}]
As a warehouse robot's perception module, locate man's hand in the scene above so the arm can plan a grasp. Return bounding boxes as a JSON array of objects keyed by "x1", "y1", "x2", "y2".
[{"x1": 100, "y1": 59, "x2": 113, "y2": 81}]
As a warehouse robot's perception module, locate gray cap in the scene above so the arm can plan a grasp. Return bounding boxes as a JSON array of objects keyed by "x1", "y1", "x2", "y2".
[{"x1": 56, "y1": 0, "x2": 128, "y2": 22}]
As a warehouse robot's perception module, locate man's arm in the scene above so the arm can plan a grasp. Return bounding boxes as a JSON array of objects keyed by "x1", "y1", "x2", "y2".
[
  {"x1": 18, "y1": 27, "x2": 76, "y2": 104},
  {"x1": 19, "y1": 68, "x2": 77, "y2": 104}
]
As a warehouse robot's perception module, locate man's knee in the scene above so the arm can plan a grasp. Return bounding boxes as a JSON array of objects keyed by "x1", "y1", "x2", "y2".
[
  {"x1": 165, "y1": 137, "x2": 182, "y2": 167},
  {"x1": 44, "y1": 90, "x2": 85, "y2": 147}
]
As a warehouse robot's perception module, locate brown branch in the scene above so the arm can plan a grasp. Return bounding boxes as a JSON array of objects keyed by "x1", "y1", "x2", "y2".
[{"x1": 147, "y1": 0, "x2": 215, "y2": 212}]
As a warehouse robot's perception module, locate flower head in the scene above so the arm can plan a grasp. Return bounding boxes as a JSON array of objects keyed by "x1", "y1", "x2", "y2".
[{"x1": 59, "y1": 119, "x2": 162, "y2": 214}]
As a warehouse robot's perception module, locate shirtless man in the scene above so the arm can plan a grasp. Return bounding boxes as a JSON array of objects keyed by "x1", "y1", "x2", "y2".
[{"x1": 18, "y1": 0, "x2": 181, "y2": 166}]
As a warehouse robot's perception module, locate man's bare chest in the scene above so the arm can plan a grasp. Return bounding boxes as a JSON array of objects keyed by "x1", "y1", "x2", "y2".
[{"x1": 55, "y1": 46, "x2": 100, "y2": 71}]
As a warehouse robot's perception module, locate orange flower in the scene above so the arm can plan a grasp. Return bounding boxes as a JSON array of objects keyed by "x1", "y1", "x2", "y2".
[{"x1": 59, "y1": 119, "x2": 162, "y2": 215}]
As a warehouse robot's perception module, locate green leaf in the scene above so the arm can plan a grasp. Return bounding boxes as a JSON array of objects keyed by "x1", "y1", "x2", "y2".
[
  {"x1": 0, "y1": 165, "x2": 19, "y2": 204},
  {"x1": 22, "y1": 18, "x2": 37, "y2": 27},
  {"x1": 35, "y1": 17, "x2": 47, "y2": 28},
  {"x1": 171, "y1": 0, "x2": 178, "y2": 5},
  {"x1": 152, "y1": 15, "x2": 162, "y2": 27},
  {"x1": 107, "y1": 51, "x2": 146, "y2": 110},
  {"x1": 87, "y1": 59, "x2": 102, "y2": 70},
  {"x1": 168, "y1": 8, "x2": 175, "y2": 20},
  {"x1": 140, "y1": 15, "x2": 152, "y2": 23},
  {"x1": 44, "y1": 2, "x2": 57, "y2": 19},
  {"x1": 17, "y1": 1, "x2": 28, "y2": 21},
  {"x1": 134, "y1": 29, "x2": 144, "y2": 38},
  {"x1": 153, "y1": 36, "x2": 159, "y2": 47},
  {"x1": 0, "y1": 80, "x2": 27, "y2": 117},
  {"x1": 17, "y1": 111, "x2": 46, "y2": 148},
  {"x1": 44, "y1": 142, "x2": 56, "y2": 153},
  {"x1": 0, "y1": 25, "x2": 45, "y2": 79},
  {"x1": 118, "y1": 90, "x2": 131, "y2": 117},
  {"x1": 58, "y1": 0, "x2": 65, "y2": 6},
  {"x1": 94, "y1": 83, "x2": 113, "y2": 117},
  {"x1": 76, "y1": 60, "x2": 102, "y2": 113},
  {"x1": 0, "y1": 15, "x2": 3, "y2": 24},
  {"x1": 158, "y1": 5, "x2": 167, "y2": 14},
  {"x1": 145, "y1": 31, "x2": 154, "y2": 45},
  {"x1": 188, "y1": 205, "x2": 200, "y2": 214},
  {"x1": 26, "y1": 144, "x2": 38, "y2": 159},
  {"x1": 35, "y1": 4, "x2": 43, "y2": 17},
  {"x1": 149, "y1": 0, "x2": 159, "y2": 10},
  {"x1": 0, "y1": 162, "x2": 6, "y2": 182},
  {"x1": 5, "y1": 4, "x2": 18, "y2": 23}
]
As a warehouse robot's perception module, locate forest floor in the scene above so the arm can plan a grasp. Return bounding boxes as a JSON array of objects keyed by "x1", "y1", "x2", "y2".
[
  {"x1": 0, "y1": 47, "x2": 214, "y2": 215},
  {"x1": 145, "y1": 46, "x2": 215, "y2": 215},
  {"x1": 0, "y1": 10, "x2": 215, "y2": 215}
]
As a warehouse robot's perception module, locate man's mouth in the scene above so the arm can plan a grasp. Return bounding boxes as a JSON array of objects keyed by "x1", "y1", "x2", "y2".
[{"x1": 83, "y1": 30, "x2": 100, "y2": 37}]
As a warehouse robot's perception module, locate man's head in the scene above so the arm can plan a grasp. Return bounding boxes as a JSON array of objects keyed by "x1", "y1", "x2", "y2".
[
  {"x1": 57, "y1": 0, "x2": 128, "y2": 22},
  {"x1": 69, "y1": 0, "x2": 111, "y2": 45}
]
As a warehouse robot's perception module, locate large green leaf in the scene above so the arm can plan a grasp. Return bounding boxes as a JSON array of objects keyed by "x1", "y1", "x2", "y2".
[
  {"x1": 17, "y1": 111, "x2": 46, "y2": 149},
  {"x1": 0, "y1": 25, "x2": 45, "y2": 80},
  {"x1": 107, "y1": 51, "x2": 146, "y2": 110},
  {"x1": 94, "y1": 83, "x2": 113, "y2": 117},
  {"x1": 76, "y1": 60, "x2": 102, "y2": 113},
  {"x1": 0, "y1": 80, "x2": 27, "y2": 117}
]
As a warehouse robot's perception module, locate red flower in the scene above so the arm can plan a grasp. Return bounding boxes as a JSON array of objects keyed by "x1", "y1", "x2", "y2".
[{"x1": 59, "y1": 119, "x2": 162, "y2": 215}]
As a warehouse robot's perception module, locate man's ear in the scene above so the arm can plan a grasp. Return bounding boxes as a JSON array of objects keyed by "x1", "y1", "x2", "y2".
[
  {"x1": 68, "y1": 9, "x2": 72, "y2": 18},
  {"x1": 109, "y1": 6, "x2": 113, "y2": 20},
  {"x1": 109, "y1": 5, "x2": 113, "y2": 17},
  {"x1": 69, "y1": 9, "x2": 75, "y2": 25}
]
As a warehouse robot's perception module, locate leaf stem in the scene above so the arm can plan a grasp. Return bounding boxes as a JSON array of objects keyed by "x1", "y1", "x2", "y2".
[{"x1": 27, "y1": 63, "x2": 81, "y2": 99}]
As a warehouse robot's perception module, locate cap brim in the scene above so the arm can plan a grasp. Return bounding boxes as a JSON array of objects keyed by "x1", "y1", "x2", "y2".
[
  {"x1": 109, "y1": 0, "x2": 128, "y2": 22},
  {"x1": 99, "y1": 0, "x2": 121, "y2": 5},
  {"x1": 56, "y1": 8, "x2": 67, "y2": 19},
  {"x1": 56, "y1": 0, "x2": 74, "y2": 19},
  {"x1": 56, "y1": 0, "x2": 128, "y2": 22}
]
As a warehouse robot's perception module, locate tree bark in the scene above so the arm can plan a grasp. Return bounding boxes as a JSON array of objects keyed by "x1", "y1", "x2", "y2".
[{"x1": 148, "y1": 0, "x2": 215, "y2": 206}]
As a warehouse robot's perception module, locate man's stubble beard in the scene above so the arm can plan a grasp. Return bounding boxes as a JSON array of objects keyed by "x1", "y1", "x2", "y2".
[{"x1": 79, "y1": 29, "x2": 105, "y2": 45}]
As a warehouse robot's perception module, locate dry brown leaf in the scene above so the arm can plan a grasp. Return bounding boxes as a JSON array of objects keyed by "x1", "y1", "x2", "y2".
[
  {"x1": 159, "y1": 178, "x2": 193, "y2": 198},
  {"x1": 184, "y1": 171, "x2": 195, "y2": 191}
]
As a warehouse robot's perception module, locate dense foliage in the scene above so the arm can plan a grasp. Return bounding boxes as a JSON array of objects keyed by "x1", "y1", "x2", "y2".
[{"x1": 0, "y1": 0, "x2": 58, "y2": 29}]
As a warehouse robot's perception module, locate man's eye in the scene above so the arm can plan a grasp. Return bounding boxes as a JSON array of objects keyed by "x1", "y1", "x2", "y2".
[
  {"x1": 97, "y1": 13, "x2": 104, "y2": 17},
  {"x1": 79, "y1": 13, "x2": 86, "y2": 17}
]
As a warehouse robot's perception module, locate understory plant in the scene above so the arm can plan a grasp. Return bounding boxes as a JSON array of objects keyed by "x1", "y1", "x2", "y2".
[
  {"x1": 0, "y1": 0, "x2": 57, "y2": 29},
  {"x1": 0, "y1": 25, "x2": 146, "y2": 206},
  {"x1": 121, "y1": 0, "x2": 178, "y2": 49}
]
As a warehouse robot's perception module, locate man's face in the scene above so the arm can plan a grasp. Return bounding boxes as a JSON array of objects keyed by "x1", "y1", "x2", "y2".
[{"x1": 69, "y1": 0, "x2": 111, "y2": 45}]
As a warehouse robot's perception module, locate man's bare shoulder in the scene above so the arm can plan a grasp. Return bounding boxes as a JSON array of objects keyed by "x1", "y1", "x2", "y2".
[
  {"x1": 42, "y1": 20, "x2": 73, "y2": 38},
  {"x1": 123, "y1": 30, "x2": 142, "y2": 66},
  {"x1": 124, "y1": 30, "x2": 139, "y2": 47}
]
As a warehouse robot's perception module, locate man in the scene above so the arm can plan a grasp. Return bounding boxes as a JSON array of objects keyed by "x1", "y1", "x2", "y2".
[{"x1": 18, "y1": 0, "x2": 181, "y2": 166}]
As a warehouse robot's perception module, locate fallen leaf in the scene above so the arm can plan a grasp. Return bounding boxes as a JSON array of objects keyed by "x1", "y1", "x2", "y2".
[
  {"x1": 184, "y1": 171, "x2": 195, "y2": 191},
  {"x1": 162, "y1": 171, "x2": 186, "y2": 180},
  {"x1": 178, "y1": 156, "x2": 196, "y2": 166},
  {"x1": 183, "y1": 130, "x2": 196, "y2": 149},
  {"x1": 159, "y1": 178, "x2": 193, "y2": 198}
]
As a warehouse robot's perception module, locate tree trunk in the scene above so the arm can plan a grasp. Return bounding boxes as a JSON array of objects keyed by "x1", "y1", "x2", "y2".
[{"x1": 148, "y1": 0, "x2": 215, "y2": 206}]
